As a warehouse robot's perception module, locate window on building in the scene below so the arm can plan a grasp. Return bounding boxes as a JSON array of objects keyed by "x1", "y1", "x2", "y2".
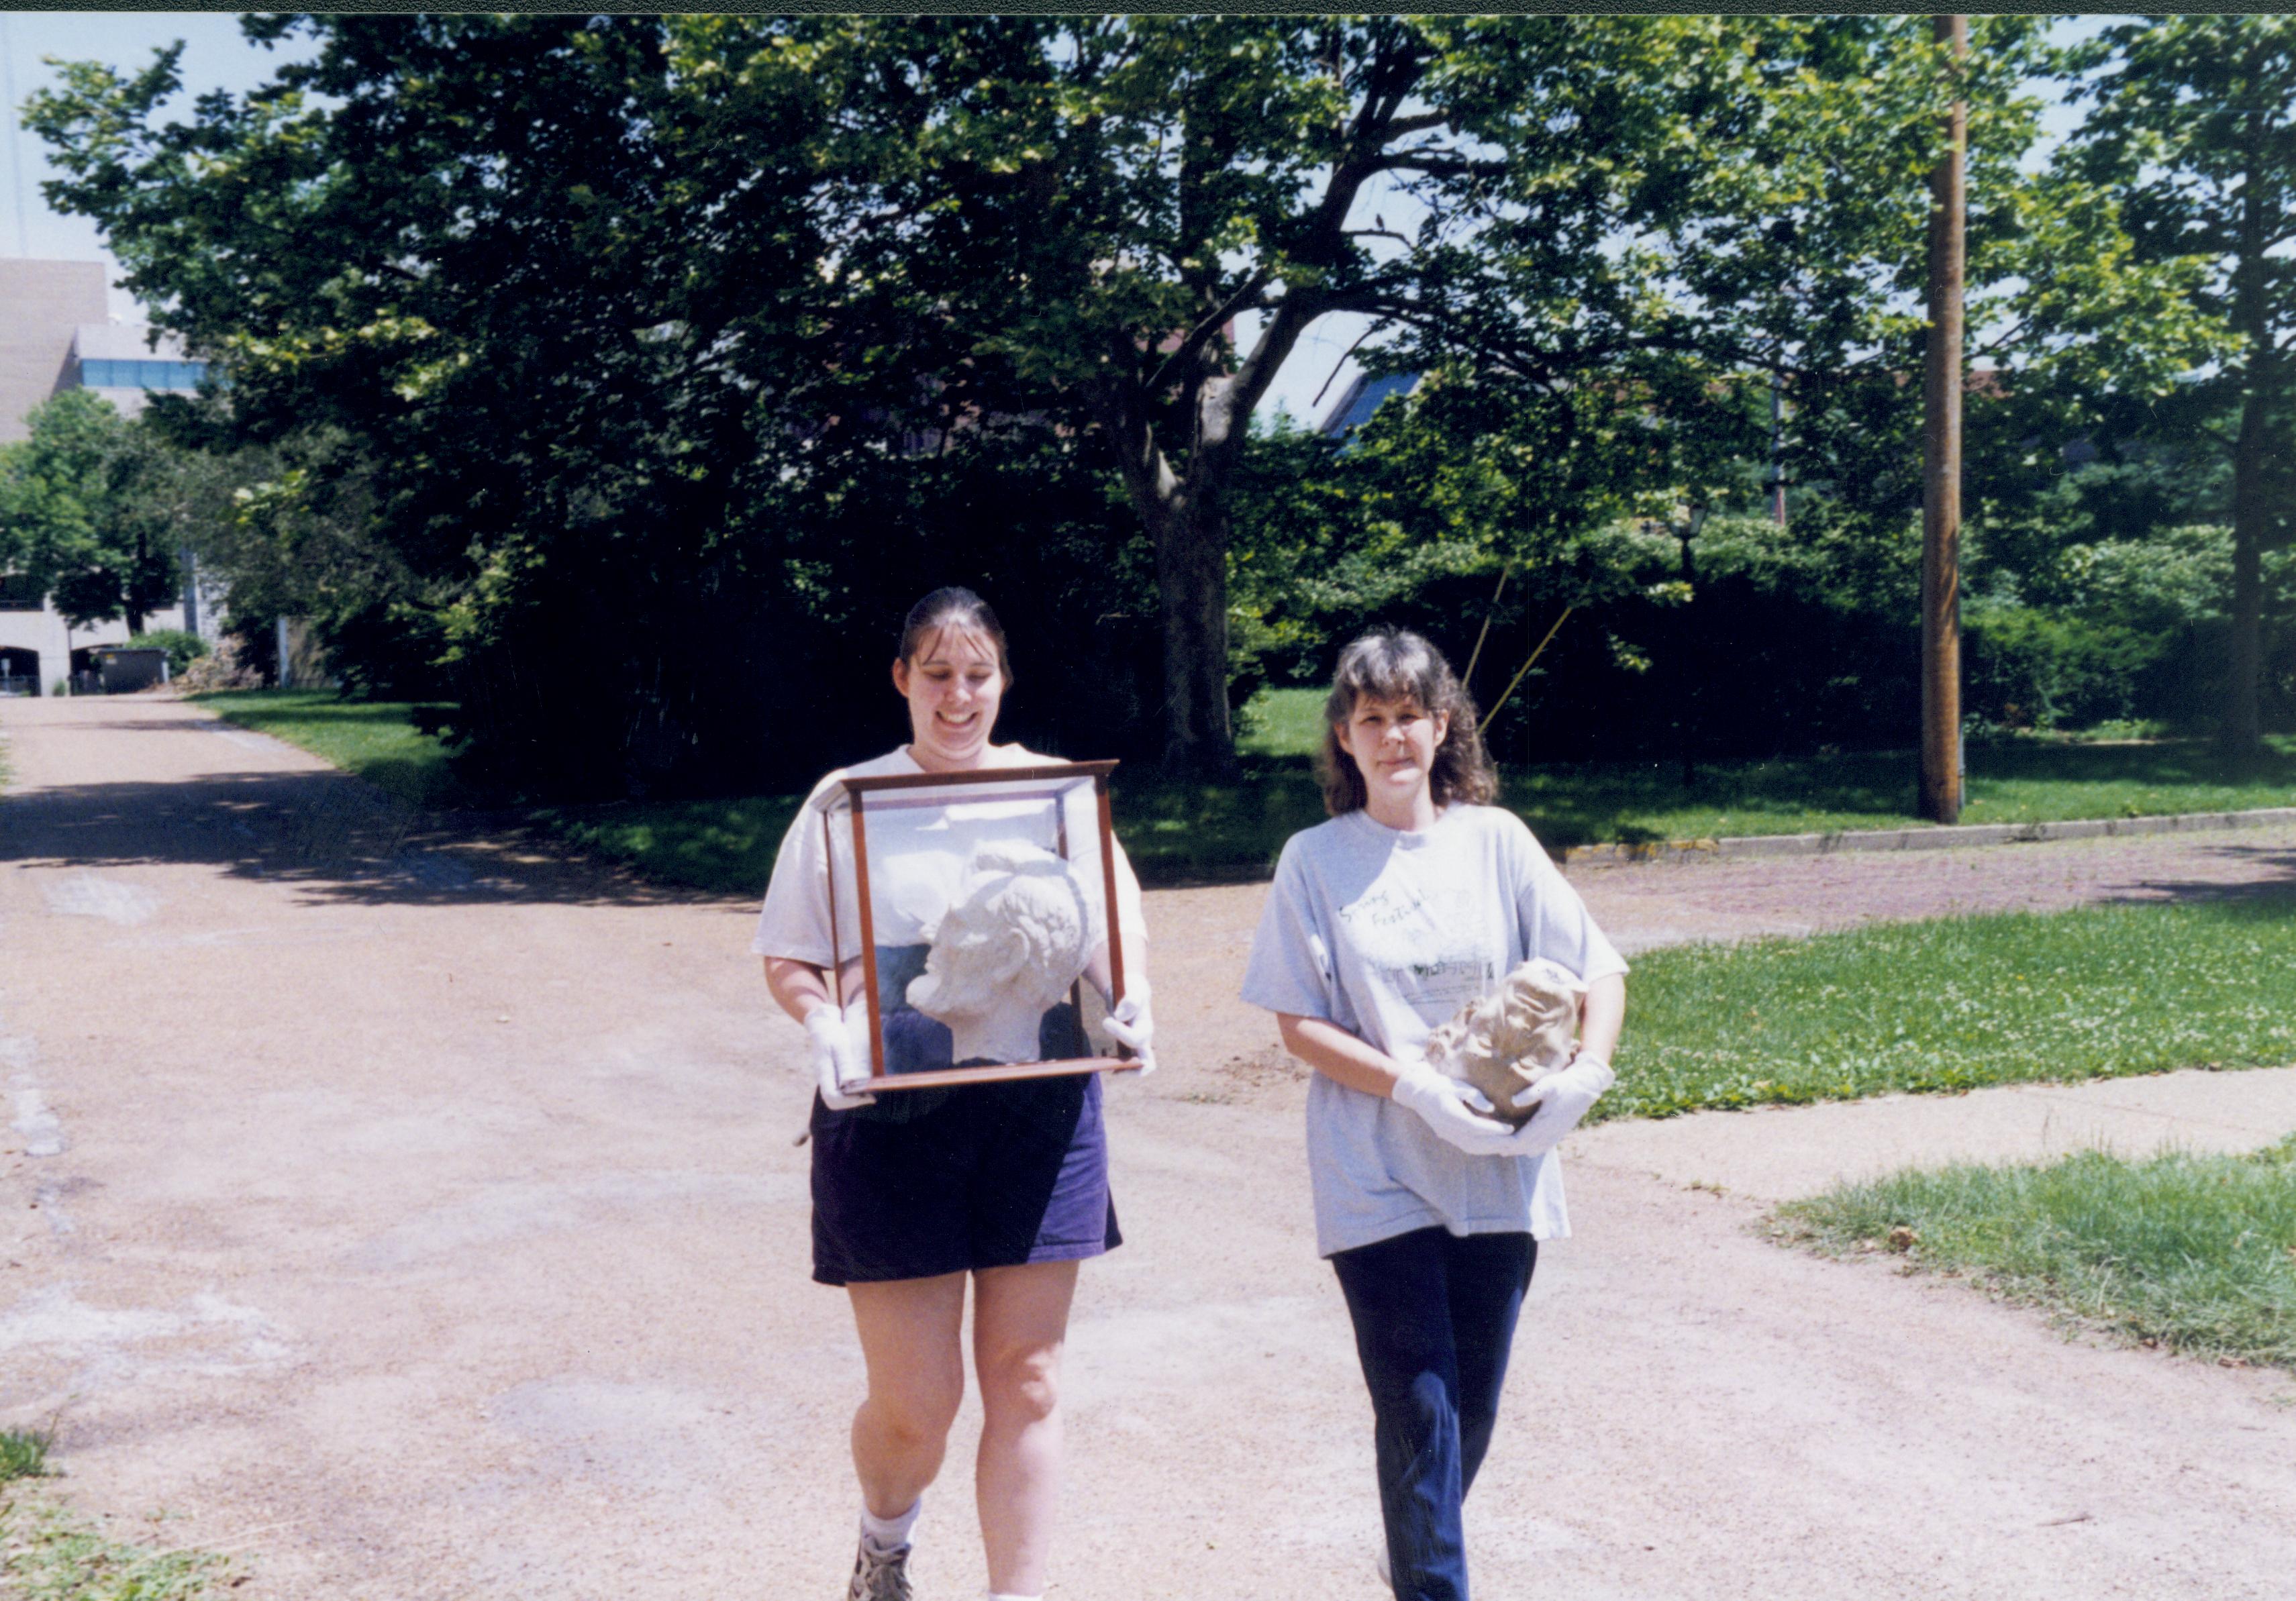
[
  {"x1": 0, "y1": 573, "x2": 47, "y2": 611},
  {"x1": 79, "y1": 358, "x2": 209, "y2": 391}
]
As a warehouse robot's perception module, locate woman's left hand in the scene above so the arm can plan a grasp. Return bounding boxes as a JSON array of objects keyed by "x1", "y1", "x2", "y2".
[
  {"x1": 1104, "y1": 994, "x2": 1156, "y2": 1076},
  {"x1": 1503, "y1": 1050, "x2": 1615, "y2": 1155}
]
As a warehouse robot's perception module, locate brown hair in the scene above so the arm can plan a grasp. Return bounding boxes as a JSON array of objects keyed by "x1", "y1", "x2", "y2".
[
  {"x1": 1316, "y1": 628, "x2": 1498, "y2": 816},
  {"x1": 897, "y1": 586, "x2": 1013, "y2": 688}
]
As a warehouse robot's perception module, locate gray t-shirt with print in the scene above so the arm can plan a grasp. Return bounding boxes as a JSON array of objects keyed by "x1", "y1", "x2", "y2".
[{"x1": 1240, "y1": 804, "x2": 1628, "y2": 1257}]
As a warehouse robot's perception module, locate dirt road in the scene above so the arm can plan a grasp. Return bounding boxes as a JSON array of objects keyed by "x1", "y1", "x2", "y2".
[{"x1": 5, "y1": 695, "x2": 2292, "y2": 1600}]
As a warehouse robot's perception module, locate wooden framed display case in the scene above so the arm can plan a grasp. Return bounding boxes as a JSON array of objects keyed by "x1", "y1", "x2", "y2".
[{"x1": 822, "y1": 760, "x2": 1136, "y2": 1091}]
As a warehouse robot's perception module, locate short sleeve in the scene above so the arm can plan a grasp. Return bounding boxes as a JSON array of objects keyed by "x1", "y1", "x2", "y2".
[
  {"x1": 1108, "y1": 833, "x2": 1152, "y2": 974},
  {"x1": 1509, "y1": 818, "x2": 1628, "y2": 984},
  {"x1": 750, "y1": 777, "x2": 846, "y2": 965},
  {"x1": 1240, "y1": 838, "x2": 1338, "y2": 1021}
]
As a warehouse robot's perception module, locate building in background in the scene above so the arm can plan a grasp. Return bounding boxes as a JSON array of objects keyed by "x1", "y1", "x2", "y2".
[
  {"x1": 0, "y1": 257, "x2": 105, "y2": 446},
  {"x1": 1316, "y1": 368, "x2": 1419, "y2": 440},
  {"x1": 0, "y1": 258, "x2": 215, "y2": 694},
  {"x1": 62, "y1": 317, "x2": 211, "y2": 419}
]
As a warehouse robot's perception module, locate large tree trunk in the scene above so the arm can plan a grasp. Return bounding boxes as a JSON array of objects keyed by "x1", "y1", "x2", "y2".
[
  {"x1": 1093, "y1": 358, "x2": 1251, "y2": 781},
  {"x1": 1152, "y1": 497, "x2": 1236, "y2": 778}
]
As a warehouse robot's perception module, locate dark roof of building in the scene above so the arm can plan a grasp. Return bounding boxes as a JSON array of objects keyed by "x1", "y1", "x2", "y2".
[{"x1": 1317, "y1": 370, "x2": 1420, "y2": 437}]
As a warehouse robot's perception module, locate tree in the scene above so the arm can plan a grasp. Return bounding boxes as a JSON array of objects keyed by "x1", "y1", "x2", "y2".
[
  {"x1": 2065, "y1": 17, "x2": 2296, "y2": 752},
  {"x1": 30, "y1": 16, "x2": 889, "y2": 791},
  {"x1": 31, "y1": 15, "x2": 2206, "y2": 786},
  {"x1": 0, "y1": 389, "x2": 181, "y2": 632},
  {"x1": 664, "y1": 18, "x2": 1964, "y2": 772}
]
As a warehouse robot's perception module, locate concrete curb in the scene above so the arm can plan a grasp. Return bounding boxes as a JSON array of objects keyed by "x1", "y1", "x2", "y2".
[{"x1": 1559, "y1": 805, "x2": 2296, "y2": 868}]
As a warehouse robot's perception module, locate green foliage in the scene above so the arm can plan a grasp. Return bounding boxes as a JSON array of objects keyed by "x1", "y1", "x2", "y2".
[
  {"x1": 1775, "y1": 1137, "x2": 2296, "y2": 1370},
  {"x1": 0, "y1": 1490, "x2": 225, "y2": 1600},
  {"x1": 0, "y1": 391, "x2": 181, "y2": 631},
  {"x1": 127, "y1": 629, "x2": 209, "y2": 677},
  {"x1": 1963, "y1": 605, "x2": 2168, "y2": 731},
  {"x1": 31, "y1": 16, "x2": 1166, "y2": 797},
  {"x1": 0, "y1": 1429, "x2": 52, "y2": 1483},
  {"x1": 1609, "y1": 898, "x2": 2296, "y2": 1122},
  {"x1": 2056, "y1": 17, "x2": 2296, "y2": 745},
  {"x1": 24, "y1": 17, "x2": 2267, "y2": 788},
  {"x1": 28, "y1": 15, "x2": 2117, "y2": 789}
]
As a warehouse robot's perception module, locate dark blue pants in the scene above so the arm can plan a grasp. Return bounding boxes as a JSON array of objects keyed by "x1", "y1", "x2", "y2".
[{"x1": 1330, "y1": 1227, "x2": 1538, "y2": 1601}]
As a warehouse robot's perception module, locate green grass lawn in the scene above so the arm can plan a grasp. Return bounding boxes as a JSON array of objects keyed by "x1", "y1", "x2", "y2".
[
  {"x1": 536, "y1": 794, "x2": 807, "y2": 894},
  {"x1": 1513, "y1": 736, "x2": 2296, "y2": 849},
  {"x1": 1242, "y1": 687, "x2": 2296, "y2": 853},
  {"x1": 1238, "y1": 685, "x2": 1331, "y2": 758},
  {"x1": 1607, "y1": 898, "x2": 2296, "y2": 1123},
  {"x1": 191, "y1": 688, "x2": 2296, "y2": 889},
  {"x1": 192, "y1": 689, "x2": 468, "y2": 809},
  {"x1": 536, "y1": 776, "x2": 1332, "y2": 892},
  {"x1": 1772, "y1": 1136, "x2": 2296, "y2": 1371}
]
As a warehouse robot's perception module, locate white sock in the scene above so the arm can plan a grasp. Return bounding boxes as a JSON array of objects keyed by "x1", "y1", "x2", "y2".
[
  {"x1": 985, "y1": 1593, "x2": 1044, "y2": 1601},
  {"x1": 859, "y1": 1497, "x2": 920, "y2": 1551}
]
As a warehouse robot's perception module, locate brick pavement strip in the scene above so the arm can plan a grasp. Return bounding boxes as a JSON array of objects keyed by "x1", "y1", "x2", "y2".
[
  {"x1": 1564, "y1": 817, "x2": 2296, "y2": 956},
  {"x1": 1560, "y1": 803, "x2": 2296, "y2": 866}
]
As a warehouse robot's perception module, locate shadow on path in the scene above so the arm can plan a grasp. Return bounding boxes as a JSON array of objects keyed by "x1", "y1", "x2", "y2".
[{"x1": 0, "y1": 767, "x2": 740, "y2": 911}]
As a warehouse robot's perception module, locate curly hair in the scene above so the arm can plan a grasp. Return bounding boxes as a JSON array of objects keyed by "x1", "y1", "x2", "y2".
[{"x1": 1316, "y1": 629, "x2": 1499, "y2": 817}]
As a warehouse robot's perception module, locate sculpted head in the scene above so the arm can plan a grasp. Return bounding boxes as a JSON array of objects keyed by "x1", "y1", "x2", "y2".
[
  {"x1": 1422, "y1": 957, "x2": 1584, "y2": 1127},
  {"x1": 906, "y1": 841, "x2": 1093, "y2": 1063}
]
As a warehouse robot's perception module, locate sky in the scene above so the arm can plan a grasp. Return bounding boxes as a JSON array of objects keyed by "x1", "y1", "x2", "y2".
[
  {"x1": 0, "y1": 12, "x2": 319, "y2": 317},
  {"x1": 3, "y1": 13, "x2": 2119, "y2": 428}
]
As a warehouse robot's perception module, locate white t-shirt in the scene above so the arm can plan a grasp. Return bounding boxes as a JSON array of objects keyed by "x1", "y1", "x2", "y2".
[
  {"x1": 1240, "y1": 803, "x2": 1628, "y2": 1256},
  {"x1": 752, "y1": 744, "x2": 1150, "y2": 982}
]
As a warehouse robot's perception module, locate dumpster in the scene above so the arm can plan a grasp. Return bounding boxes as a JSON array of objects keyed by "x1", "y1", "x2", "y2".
[{"x1": 94, "y1": 645, "x2": 170, "y2": 694}]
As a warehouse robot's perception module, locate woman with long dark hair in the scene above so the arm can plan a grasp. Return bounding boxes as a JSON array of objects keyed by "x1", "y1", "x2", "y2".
[{"x1": 754, "y1": 587, "x2": 1153, "y2": 1601}]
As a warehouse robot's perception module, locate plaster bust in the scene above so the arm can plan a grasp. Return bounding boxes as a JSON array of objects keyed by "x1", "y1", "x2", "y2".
[
  {"x1": 1421, "y1": 957, "x2": 1584, "y2": 1127},
  {"x1": 905, "y1": 840, "x2": 1093, "y2": 1064}
]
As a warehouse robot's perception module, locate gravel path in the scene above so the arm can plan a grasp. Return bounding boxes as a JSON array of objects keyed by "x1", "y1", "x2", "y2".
[{"x1": 3, "y1": 696, "x2": 2291, "y2": 1600}]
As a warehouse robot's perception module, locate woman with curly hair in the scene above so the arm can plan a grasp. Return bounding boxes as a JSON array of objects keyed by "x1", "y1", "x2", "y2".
[{"x1": 1240, "y1": 627, "x2": 1627, "y2": 1601}]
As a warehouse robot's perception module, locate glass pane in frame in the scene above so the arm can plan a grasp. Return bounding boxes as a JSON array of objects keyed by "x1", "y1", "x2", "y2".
[{"x1": 823, "y1": 761, "x2": 1131, "y2": 1090}]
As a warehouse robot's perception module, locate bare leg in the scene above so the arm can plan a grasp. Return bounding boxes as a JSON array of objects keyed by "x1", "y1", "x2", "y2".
[
  {"x1": 848, "y1": 1273, "x2": 969, "y2": 1519},
  {"x1": 972, "y1": 1260, "x2": 1079, "y2": 1595}
]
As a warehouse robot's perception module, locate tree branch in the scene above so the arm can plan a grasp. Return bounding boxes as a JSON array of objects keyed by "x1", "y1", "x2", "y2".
[{"x1": 1146, "y1": 268, "x2": 1274, "y2": 395}]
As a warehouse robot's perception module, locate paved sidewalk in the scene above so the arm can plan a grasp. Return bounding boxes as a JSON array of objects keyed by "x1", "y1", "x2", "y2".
[{"x1": 1573, "y1": 1065, "x2": 2296, "y2": 1203}]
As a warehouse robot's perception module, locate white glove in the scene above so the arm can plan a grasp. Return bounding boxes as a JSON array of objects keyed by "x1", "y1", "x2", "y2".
[
  {"x1": 1103, "y1": 993, "x2": 1156, "y2": 1077},
  {"x1": 805, "y1": 1003, "x2": 875, "y2": 1111},
  {"x1": 1503, "y1": 1051, "x2": 1615, "y2": 1156},
  {"x1": 1389, "y1": 1059, "x2": 1522, "y2": 1157}
]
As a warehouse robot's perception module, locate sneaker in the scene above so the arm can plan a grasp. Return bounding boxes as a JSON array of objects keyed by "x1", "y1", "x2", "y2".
[
  {"x1": 848, "y1": 1536, "x2": 913, "y2": 1601},
  {"x1": 1375, "y1": 1541, "x2": 1392, "y2": 1593}
]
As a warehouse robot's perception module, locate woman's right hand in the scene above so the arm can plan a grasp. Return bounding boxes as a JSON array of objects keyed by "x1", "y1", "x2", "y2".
[
  {"x1": 1388, "y1": 1058, "x2": 1519, "y2": 1155},
  {"x1": 805, "y1": 1003, "x2": 876, "y2": 1111}
]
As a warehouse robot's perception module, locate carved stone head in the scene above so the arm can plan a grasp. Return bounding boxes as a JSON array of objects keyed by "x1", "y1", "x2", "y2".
[{"x1": 1421, "y1": 957, "x2": 1584, "y2": 1127}]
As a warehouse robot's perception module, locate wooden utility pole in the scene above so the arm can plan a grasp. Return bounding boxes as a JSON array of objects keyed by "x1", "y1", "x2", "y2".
[{"x1": 1920, "y1": 14, "x2": 1967, "y2": 825}]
